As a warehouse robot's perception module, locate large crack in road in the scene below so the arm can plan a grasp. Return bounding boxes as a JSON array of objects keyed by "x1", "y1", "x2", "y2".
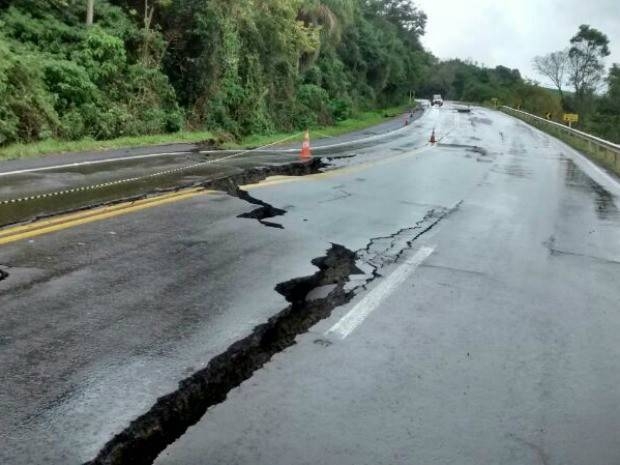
[
  {"x1": 205, "y1": 158, "x2": 326, "y2": 229},
  {"x1": 87, "y1": 243, "x2": 363, "y2": 465},
  {"x1": 0, "y1": 152, "x2": 462, "y2": 465},
  {"x1": 86, "y1": 186, "x2": 460, "y2": 465},
  {"x1": 235, "y1": 189, "x2": 287, "y2": 229},
  {"x1": 0, "y1": 157, "x2": 326, "y2": 229}
]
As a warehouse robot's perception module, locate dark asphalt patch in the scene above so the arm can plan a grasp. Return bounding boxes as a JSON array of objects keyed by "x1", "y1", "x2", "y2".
[
  {"x1": 563, "y1": 159, "x2": 620, "y2": 221},
  {"x1": 87, "y1": 244, "x2": 363, "y2": 465},
  {"x1": 436, "y1": 143, "x2": 488, "y2": 157},
  {"x1": 470, "y1": 116, "x2": 493, "y2": 126},
  {"x1": 0, "y1": 267, "x2": 8, "y2": 282}
]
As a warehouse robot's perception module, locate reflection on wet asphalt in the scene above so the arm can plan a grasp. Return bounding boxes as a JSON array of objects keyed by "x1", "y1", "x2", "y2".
[
  {"x1": 1, "y1": 105, "x2": 620, "y2": 465},
  {"x1": 0, "y1": 116, "x2": 427, "y2": 227},
  {"x1": 563, "y1": 159, "x2": 619, "y2": 221}
]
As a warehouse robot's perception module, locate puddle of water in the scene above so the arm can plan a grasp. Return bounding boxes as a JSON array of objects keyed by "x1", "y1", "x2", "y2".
[
  {"x1": 492, "y1": 164, "x2": 533, "y2": 178},
  {"x1": 469, "y1": 116, "x2": 493, "y2": 125},
  {"x1": 563, "y1": 159, "x2": 620, "y2": 221}
]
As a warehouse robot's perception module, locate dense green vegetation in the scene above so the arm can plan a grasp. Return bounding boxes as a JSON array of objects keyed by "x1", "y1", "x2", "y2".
[
  {"x1": 0, "y1": 0, "x2": 430, "y2": 148},
  {"x1": 0, "y1": 0, "x2": 184, "y2": 146},
  {"x1": 591, "y1": 64, "x2": 620, "y2": 143},
  {"x1": 1, "y1": 2, "x2": 617, "y2": 151}
]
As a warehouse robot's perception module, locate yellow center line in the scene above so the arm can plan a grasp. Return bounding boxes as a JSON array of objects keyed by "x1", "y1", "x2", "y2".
[
  {"x1": 243, "y1": 144, "x2": 433, "y2": 190},
  {"x1": 0, "y1": 188, "x2": 212, "y2": 246},
  {"x1": 0, "y1": 145, "x2": 431, "y2": 246}
]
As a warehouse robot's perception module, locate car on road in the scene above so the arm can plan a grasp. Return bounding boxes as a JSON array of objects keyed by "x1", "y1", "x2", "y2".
[{"x1": 432, "y1": 94, "x2": 444, "y2": 106}]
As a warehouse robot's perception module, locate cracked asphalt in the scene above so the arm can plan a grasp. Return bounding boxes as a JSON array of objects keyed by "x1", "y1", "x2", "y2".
[
  {"x1": 2, "y1": 103, "x2": 620, "y2": 465},
  {"x1": 0, "y1": 109, "x2": 422, "y2": 227}
]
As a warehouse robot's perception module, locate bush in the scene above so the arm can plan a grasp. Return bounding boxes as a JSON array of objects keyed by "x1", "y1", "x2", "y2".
[
  {"x1": 329, "y1": 98, "x2": 354, "y2": 121},
  {"x1": 0, "y1": 1, "x2": 183, "y2": 146},
  {"x1": 0, "y1": 37, "x2": 59, "y2": 144}
]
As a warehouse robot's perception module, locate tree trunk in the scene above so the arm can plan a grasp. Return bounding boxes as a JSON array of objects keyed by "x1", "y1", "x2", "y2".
[{"x1": 86, "y1": 0, "x2": 94, "y2": 26}]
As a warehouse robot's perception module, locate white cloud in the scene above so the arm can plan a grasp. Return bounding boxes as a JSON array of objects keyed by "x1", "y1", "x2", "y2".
[{"x1": 414, "y1": 0, "x2": 620, "y2": 85}]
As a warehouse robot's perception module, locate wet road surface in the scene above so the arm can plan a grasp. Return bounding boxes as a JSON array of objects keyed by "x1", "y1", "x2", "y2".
[
  {"x1": 0, "y1": 110, "x2": 421, "y2": 227},
  {"x1": 1, "y1": 104, "x2": 620, "y2": 465}
]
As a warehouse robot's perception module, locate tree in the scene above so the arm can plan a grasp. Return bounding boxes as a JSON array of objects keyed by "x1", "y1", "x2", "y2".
[
  {"x1": 568, "y1": 25, "x2": 610, "y2": 109},
  {"x1": 607, "y1": 64, "x2": 620, "y2": 106},
  {"x1": 585, "y1": 64, "x2": 620, "y2": 143},
  {"x1": 533, "y1": 50, "x2": 569, "y2": 105},
  {"x1": 86, "y1": 0, "x2": 94, "y2": 25}
]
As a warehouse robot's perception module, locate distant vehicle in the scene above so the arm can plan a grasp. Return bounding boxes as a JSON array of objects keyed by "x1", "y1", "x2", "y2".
[{"x1": 432, "y1": 94, "x2": 443, "y2": 106}]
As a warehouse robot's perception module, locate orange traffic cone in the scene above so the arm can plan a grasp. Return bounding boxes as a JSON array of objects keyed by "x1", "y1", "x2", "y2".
[
  {"x1": 429, "y1": 129, "x2": 436, "y2": 144},
  {"x1": 300, "y1": 130, "x2": 312, "y2": 160}
]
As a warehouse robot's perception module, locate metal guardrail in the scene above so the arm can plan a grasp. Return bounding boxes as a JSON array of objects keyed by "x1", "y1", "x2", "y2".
[{"x1": 502, "y1": 106, "x2": 620, "y2": 173}]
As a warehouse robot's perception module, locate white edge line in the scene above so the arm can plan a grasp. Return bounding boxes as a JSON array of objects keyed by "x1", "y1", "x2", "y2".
[
  {"x1": 325, "y1": 245, "x2": 436, "y2": 340},
  {"x1": 0, "y1": 151, "x2": 188, "y2": 177},
  {"x1": 1, "y1": 109, "x2": 429, "y2": 177}
]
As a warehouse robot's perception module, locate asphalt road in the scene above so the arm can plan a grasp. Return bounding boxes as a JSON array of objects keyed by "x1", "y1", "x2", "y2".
[
  {"x1": 0, "y1": 109, "x2": 421, "y2": 227},
  {"x1": 1, "y1": 103, "x2": 619, "y2": 465}
]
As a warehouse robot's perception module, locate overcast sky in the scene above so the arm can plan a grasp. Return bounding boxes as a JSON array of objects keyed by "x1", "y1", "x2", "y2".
[{"x1": 414, "y1": 0, "x2": 620, "y2": 86}]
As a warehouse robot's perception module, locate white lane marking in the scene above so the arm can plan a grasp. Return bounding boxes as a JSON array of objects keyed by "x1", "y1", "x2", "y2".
[
  {"x1": 0, "y1": 151, "x2": 189, "y2": 177},
  {"x1": 0, "y1": 108, "x2": 432, "y2": 178},
  {"x1": 326, "y1": 246, "x2": 436, "y2": 340}
]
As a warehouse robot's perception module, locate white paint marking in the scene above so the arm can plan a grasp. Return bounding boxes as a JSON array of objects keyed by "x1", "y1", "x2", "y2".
[
  {"x1": 0, "y1": 151, "x2": 189, "y2": 177},
  {"x1": 326, "y1": 246, "x2": 435, "y2": 340},
  {"x1": 0, "y1": 107, "x2": 432, "y2": 178}
]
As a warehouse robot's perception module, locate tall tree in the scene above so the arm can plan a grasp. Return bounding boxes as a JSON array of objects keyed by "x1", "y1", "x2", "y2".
[
  {"x1": 607, "y1": 64, "x2": 620, "y2": 106},
  {"x1": 86, "y1": 0, "x2": 94, "y2": 25},
  {"x1": 568, "y1": 24, "x2": 610, "y2": 109},
  {"x1": 533, "y1": 50, "x2": 569, "y2": 106}
]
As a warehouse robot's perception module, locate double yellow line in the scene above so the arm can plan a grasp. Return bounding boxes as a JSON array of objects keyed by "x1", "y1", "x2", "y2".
[{"x1": 0, "y1": 188, "x2": 210, "y2": 246}]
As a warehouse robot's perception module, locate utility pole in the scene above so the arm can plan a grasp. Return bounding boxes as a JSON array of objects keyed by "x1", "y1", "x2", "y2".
[{"x1": 86, "y1": 0, "x2": 94, "y2": 26}]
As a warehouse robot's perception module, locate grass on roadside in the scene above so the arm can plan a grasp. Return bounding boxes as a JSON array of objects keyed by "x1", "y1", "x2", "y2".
[
  {"x1": 0, "y1": 131, "x2": 216, "y2": 161},
  {"x1": 226, "y1": 105, "x2": 408, "y2": 149},
  {"x1": 0, "y1": 104, "x2": 409, "y2": 161}
]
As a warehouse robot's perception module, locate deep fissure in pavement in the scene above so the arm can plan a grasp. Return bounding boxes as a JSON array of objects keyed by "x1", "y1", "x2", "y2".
[
  {"x1": 208, "y1": 159, "x2": 325, "y2": 229},
  {"x1": 87, "y1": 205, "x2": 459, "y2": 465},
  {"x1": 235, "y1": 189, "x2": 286, "y2": 229},
  {"x1": 0, "y1": 267, "x2": 8, "y2": 282},
  {"x1": 87, "y1": 244, "x2": 363, "y2": 465},
  {"x1": 86, "y1": 159, "x2": 459, "y2": 465},
  {"x1": 0, "y1": 157, "x2": 326, "y2": 229}
]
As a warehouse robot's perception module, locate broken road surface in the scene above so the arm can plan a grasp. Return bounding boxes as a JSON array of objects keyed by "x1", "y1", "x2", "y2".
[{"x1": 1, "y1": 104, "x2": 620, "y2": 465}]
